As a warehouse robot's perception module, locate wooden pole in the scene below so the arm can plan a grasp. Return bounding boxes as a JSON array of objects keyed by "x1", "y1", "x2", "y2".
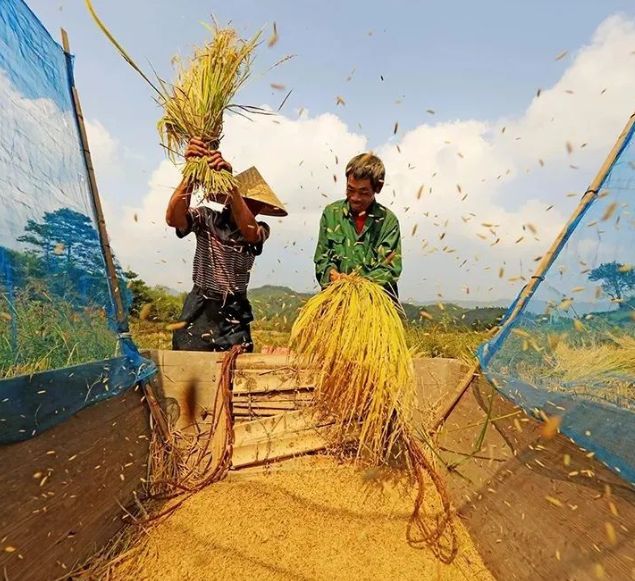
[
  {"x1": 435, "y1": 111, "x2": 635, "y2": 429},
  {"x1": 483, "y1": 111, "x2": 635, "y2": 361},
  {"x1": 60, "y1": 29, "x2": 128, "y2": 332}
]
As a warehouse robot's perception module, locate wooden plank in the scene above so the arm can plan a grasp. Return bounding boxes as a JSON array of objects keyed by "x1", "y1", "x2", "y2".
[
  {"x1": 234, "y1": 409, "x2": 299, "y2": 419},
  {"x1": 143, "y1": 351, "x2": 315, "y2": 431},
  {"x1": 233, "y1": 375, "x2": 315, "y2": 393},
  {"x1": 0, "y1": 388, "x2": 150, "y2": 581},
  {"x1": 233, "y1": 376, "x2": 315, "y2": 394},
  {"x1": 233, "y1": 354, "x2": 295, "y2": 370},
  {"x1": 232, "y1": 426, "x2": 332, "y2": 468},
  {"x1": 233, "y1": 391, "x2": 313, "y2": 406},
  {"x1": 233, "y1": 392, "x2": 314, "y2": 404},
  {"x1": 232, "y1": 400, "x2": 311, "y2": 412},
  {"x1": 153, "y1": 353, "x2": 220, "y2": 384},
  {"x1": 143, "y1": 351, "x2": 220, "y2": 432},
  {"x1": 434, "y1": 376, "x2": 635, "y2": 581},
  {"x1": 233, "y1": 409, "x2": 327, "y2": 448}
]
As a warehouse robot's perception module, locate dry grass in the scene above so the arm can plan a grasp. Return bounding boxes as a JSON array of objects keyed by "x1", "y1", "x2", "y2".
[
  {"x1": 108, "y1": 456, "x2": 493, "y2": 581},
  {"x1": 130, "y1": 321, "x2": 292, "y2": 353},
  {"x1": 548, "y1": 334, "x2": 635, "y2": 383},
  {"x1": 0, "y1": 291, "x2": 117, "y2": 379},
  {"x1": 130, "y1": 321, "x2": 173, "y2": 351},
  {"x1": 408, "y1": 327, "x2": 487, "y2": 363},
  {"x1": 289, "y1": 275, "x2": 414, "y2": 463},
  {"x1": 131, "y1": 320, "x2": 486, "y2": 360},
  {"x1": 542, "y1": 333, "x2": 635, "y2": 406}
]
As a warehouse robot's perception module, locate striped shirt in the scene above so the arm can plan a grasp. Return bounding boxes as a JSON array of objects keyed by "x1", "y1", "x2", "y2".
[{"x1": 176, "y1": 206, "x2": 270, "y2": 296}]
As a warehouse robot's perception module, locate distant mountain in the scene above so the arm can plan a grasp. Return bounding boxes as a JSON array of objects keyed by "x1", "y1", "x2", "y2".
[
  {"x1": 153, "y1": 285, "x2": 183, "y2": 297},
  {"x1": 402, "y1": 297, "x2": 512, "y2": 309},
  {"x1": 248, "y1": 286, "x2": 312, "y2": 326},
  {"x1": 248, "y1": 285, "x2": 506, "y2": 331}
]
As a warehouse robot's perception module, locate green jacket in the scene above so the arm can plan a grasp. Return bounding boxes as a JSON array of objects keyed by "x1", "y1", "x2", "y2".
[{"x1": 314, "y1": 200, "x2": 402, "y2": 291}]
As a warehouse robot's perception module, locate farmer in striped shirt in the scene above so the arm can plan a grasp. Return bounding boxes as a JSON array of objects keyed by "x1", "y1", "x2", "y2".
[{"x1": 166, "y1": 138, "x2": 287, "y2": 352}]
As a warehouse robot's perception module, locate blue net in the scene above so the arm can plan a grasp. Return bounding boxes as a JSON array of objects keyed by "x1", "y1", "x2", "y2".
[
  {"x1": 0, "y1": 0, "x2": 155, "y2": 443},
  {"x1": 479, "y1": 116, "x2": 635, "y2": 485}
]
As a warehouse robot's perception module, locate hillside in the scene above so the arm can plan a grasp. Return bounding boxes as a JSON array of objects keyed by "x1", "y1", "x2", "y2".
[{"x1": 248, "y1": 285, "x2": 507, "y2": 331}]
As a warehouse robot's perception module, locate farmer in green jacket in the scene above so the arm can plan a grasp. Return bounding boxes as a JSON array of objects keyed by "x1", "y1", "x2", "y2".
[{"x1": 314, "y1": 153, "x2": 402, "y2": 298}]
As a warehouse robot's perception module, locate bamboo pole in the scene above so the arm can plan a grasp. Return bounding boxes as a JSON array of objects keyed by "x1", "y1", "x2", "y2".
[
  {"x1": 434, "y1": 111, "x2": 635, "y2": 430},
  {"x1": 60, "y1": 29, "x2": 128, "y2": 333},
  {"x1": 482, "y1": 111, "x2": 635, "y2": 364},
  {"x1": 430, "y1": 363, "x2": 479, "y2": 433}
]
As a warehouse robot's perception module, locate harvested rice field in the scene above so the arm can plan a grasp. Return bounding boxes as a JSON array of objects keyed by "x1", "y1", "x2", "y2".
[{"x1": 112, "y1": 456, "x2": 493, "y2": 581}]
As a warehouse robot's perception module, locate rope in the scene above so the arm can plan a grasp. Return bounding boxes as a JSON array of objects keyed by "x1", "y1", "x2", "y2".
[
  {"x1": 405, "y1": 434, "x2": 458, "y2": 564},
  {"x1": 141, "y1": 345, "x2": 243, "y2": 523}
]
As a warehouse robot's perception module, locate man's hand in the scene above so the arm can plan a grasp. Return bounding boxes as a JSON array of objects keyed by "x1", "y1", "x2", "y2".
[
  {"x1": 185, "y1": 137, "x2": 232, "y2": 173},
  {"x1": 329, "y1": 269, "x2": 343, "y2": 282}
]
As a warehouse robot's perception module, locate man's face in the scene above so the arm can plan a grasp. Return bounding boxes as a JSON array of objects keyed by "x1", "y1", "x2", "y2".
[{"x1": 346, "y1": 175, "x2": 375, "y2": 215}]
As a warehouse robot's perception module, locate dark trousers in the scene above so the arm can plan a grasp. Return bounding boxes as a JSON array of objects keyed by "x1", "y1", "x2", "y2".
[{"x1": 172, "y1": 286, "x2": 255, "y2": 352}]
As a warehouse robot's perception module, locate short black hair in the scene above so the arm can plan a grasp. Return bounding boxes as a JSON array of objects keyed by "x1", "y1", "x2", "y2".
[{"x1": 345, "y1": 153, "x2": 385, "y2": 192}]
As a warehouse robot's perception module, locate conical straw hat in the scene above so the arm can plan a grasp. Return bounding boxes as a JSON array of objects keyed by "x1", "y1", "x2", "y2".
[{"x1": 235, "y1": 166, "x2": 288, "y2": 217}]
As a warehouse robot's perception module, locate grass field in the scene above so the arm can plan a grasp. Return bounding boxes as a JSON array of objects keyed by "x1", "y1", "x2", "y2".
[
  {"x1": 0, "y1": 291, "x2": 118, "y2": 379},
  {"x1": 130, "y1": 319, "x2": 487, "y2": 363}
]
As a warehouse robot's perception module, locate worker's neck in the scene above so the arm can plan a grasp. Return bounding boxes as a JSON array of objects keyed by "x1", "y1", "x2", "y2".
[{"x1": 350, "y1": 203, "x2": 374, "y2": 217}]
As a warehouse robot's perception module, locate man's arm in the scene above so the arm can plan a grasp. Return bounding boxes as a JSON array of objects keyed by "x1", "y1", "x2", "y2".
[
  {"x1": 165, "y1": 138, "x2": 232, "y2": 231},
  {"x1": 314, "y1": 210, "x2": 338, "y2": 288},
  {"x1": 228, "y1": 187, "x2": 262, "y2": 244},
  {"x1": 166, "y1": 178, "x2": 194, "y2": 231},
  {"x1": 365, "y1": 214, "x2": 402, "y2": 286}
]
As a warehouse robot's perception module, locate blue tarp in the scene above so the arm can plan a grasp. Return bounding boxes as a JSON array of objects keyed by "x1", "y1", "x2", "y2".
[
  {"x1": 0, "y1": 0, "x2": 155, "y2": 444},
  {"x1": 479, "y1": 118, "x2": 635, "y2": 485}
]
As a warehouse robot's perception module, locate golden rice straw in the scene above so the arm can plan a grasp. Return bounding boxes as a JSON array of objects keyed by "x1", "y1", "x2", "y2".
[
  {"x1": 290, "y1": 274, "x2": 456, "y2": 560},
  {"x1": 85, "y1": 1, "x2": 261, "y2": 201},
  {"x1": 157, "y1": 25, "x2": 260, "y2": 200},
  {"x1": 290, "y1": 274, "x2": 413, "y2": 463}
]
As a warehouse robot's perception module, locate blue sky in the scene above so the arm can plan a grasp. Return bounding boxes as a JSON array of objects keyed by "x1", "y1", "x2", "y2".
[
  {"x1": 18, "y1": 0, "x2": 635, "y2": 302},
  {"x1": 28, "y1": 0, "x2": 635, "y2": 197}
]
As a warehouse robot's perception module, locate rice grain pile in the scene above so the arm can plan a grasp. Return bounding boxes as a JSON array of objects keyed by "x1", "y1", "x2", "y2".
[{"x1": 108, "y1": 456, "x2": 493, "y2": 581}]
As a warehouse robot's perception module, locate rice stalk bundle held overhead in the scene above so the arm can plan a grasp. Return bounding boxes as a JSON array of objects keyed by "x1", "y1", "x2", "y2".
[
  {"x1": 157, "y1": 27, "x2": 260, "y2": 199},
  {"x1": 85, "y1": 0, "x2": 261, "y2": 200},
  {"x1": 289, "y1": 274, "x2": 456, "y2": 560}
]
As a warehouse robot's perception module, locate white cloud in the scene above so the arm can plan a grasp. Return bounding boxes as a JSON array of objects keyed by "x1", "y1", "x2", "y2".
[
  {"x1": 103, "y1": 14, "x2": 635, "y2": 303},
  {"x1": 0, "y1": 70, "x2": 94, "y2": 249},
  {"x1": 106, "y1": 159, "x2": 196, "y2": 288},
  {"x1": 86, "y1": 119, "x2": 120, "y2": 175}
]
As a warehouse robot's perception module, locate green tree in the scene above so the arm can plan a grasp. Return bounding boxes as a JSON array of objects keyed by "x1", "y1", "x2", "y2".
[
  {"x1": 123, "y1": 270, "x2": 153, "y2": 316},
  {"x1": 147, "y1": 287, "x2": 183, "y2": 321},
  {"x1": 18, "y1": 208, "x2": 104, "y2": 273},
  {"x1": 588, "y1": 261, "x2": 635, "y2": 308},
  {"x1": 16, "y1": 208, "x2": 128, "y2": 312}
]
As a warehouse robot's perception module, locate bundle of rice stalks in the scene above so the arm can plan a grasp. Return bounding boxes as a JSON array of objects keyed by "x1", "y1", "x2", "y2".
[
  {"x1": 86, "y1": 1, "x2": 261, "y2": 200},
  {"x1": 290, "y1": 274, "x2": 413, "y2": 463},
  {"x1": 290, "y1": 274, "x2": 456, "y2": 560},
  {"x1": 547, "y1": 333, "x2": 635, "y2": 384},
  {"x1": 156, "y1": 27, "x2": 260, "y2": 199}
]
